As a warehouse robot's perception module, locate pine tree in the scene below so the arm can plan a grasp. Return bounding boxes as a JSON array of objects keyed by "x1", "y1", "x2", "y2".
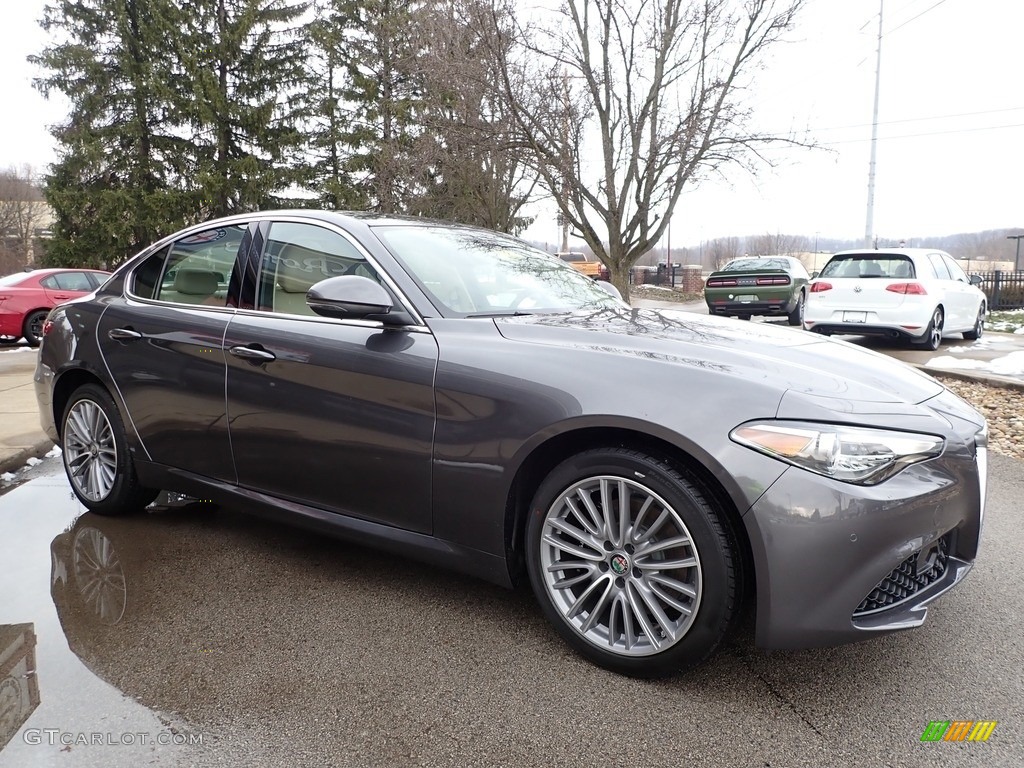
[
  {"x1": 175, "y1": 0, "x2": 310, "y2": 218},
  {"x1": 32, "y1": 0, "x2": 197, "y2": 267}
]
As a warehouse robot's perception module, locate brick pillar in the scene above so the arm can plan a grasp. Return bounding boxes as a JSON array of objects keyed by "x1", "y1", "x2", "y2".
[{"x1": 681, "y1": 265, "x2": 703, "y2": 293}]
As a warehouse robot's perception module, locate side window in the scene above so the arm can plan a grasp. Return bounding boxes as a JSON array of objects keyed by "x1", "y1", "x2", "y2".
[
  {"x1": 55, "y1": 272, "x2": 94, "y2": 291},
  {"x1": 144, "y1": 225, "x2": 248, "y2": 306},
  {"x1": 132, "y1": 246, "x2": 170, "y2": 299},
  {"x1": 928, "y1": 254, "x2": 950, "y2": 280},
  {"x1": 943, "y1": 256, "x2": 968, "y2": 283},
  {"x1": 258, "y1": 222, "x2": 381, "y2": 316},
  {"x1": 40, "y1": 276, "x2": 58, "y2": 289}
]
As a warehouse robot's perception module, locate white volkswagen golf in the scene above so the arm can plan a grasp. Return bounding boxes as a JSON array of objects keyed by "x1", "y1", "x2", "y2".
[{"x1": 803, "y1": 248, "x2": 987, "y2": 350}]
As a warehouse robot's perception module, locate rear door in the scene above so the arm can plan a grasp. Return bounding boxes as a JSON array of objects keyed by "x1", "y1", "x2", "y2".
[
  {"x1": 96, "y1": 222, "x2": 255, "y2": 481},
  {"x1": 939, "y1": 254, "x2": 980, "y2": 330},
  {"x1": 40, "y1": 271, "x2": 95, "y2": 305}
]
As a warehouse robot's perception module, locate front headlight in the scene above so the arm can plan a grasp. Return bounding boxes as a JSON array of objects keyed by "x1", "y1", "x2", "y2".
[{"x1": 730, "y1": 421, "x2": 945, "y2": 485}]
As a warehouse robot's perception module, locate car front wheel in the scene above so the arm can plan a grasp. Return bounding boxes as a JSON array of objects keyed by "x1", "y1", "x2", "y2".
[
  {"x1": 526, "y1": 448, "x2": 738, "y2": 677},
  {"x1": 963, "y1": 304, "x2": 985, "y2": 341},
  {"x1": 61, "y1": 383, "x2": 158, "y2": 515}
]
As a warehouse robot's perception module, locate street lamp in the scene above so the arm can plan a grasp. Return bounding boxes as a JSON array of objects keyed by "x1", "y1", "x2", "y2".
[{"x1": 1008, "y1": 234, "x2": 1024, "y2": 272}]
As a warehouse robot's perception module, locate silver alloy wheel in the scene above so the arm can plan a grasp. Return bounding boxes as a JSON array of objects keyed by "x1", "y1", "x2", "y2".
[
  {"x1": 72, "y1": 527, "x2": 127, "y2": 625},
  {"x1": 64, "y1": 400, "x2": 118, "y2": 502},
  {"x1": 928, "y1": 308, "x2": 943, "y2": 349},
  {"x1": 539, "y1": 475, "x2": 703, "y2": 656}
]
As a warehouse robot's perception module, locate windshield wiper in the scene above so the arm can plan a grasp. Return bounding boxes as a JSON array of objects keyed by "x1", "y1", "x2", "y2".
[{"x1": 465, "y1": 310, "x2": 534, "y2": 318}]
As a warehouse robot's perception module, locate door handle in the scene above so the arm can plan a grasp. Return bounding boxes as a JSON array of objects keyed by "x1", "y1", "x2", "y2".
[
  {"x1": 229, "y1": 345, "x2": 276, "y2": 363},
  {"x1": 53, "y1": 294, "x2": 71, "y2": 300},
  {"x1": 107, "y1": 328, "x2": 143, "y2": 342}
]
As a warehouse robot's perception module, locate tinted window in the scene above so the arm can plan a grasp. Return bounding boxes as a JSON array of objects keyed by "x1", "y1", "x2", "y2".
[
  {"x1": 723, "y1": 258, "x2": 790, "y2": 271},
  {"x1": 150, "y1": 226, "x2": 247, "y2": 306},
  {"x1": 132, "y1": 247, "x2": 169, "y2": 299},
  {"x1": 258, "y1": 222, "x2": 380, "y2": 316},
  {"x1": 928, "y1": 254, "x2": 950, "y2": 280},
  {"x1": 40, "y1": 276, "x2": 58, "y2": 289}
]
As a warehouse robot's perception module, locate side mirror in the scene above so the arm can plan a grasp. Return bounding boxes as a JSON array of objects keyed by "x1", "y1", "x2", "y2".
[
  {"x1": 595, "y1": 280, "x2": 623, "y2": 301},
  {"x1": 307, "y1": 275, "x2": 393, "y2": 320},
  {"x1": 969, "y1": 274, "x2": 982, "y2": 287}
]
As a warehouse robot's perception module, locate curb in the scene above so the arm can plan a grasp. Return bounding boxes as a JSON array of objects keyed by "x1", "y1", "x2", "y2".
[
  {"x1": 0, "y1": 438, "x2": 56, "y2": 477},
  {"x1": 913, "y1": 365, "x2": 1024, "y2": 391}
]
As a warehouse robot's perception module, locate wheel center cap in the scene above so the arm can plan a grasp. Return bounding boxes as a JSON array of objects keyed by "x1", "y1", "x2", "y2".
[{"x1": 610, "y1": 553, "x2": 630, "y2": 575}]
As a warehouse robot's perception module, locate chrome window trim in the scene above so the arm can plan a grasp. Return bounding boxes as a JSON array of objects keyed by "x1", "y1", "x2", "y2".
[{"x1": 123, "y1": 213, "x2": 428, "y2": 330}]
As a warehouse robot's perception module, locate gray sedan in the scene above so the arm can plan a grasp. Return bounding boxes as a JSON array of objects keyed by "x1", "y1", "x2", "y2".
[{"x1": 34, "y1": 211, "x2": 987, "y2": 677}]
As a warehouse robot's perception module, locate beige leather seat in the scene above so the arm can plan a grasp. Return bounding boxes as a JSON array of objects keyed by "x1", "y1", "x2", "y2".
[
  {"x1": 274, "y1": 254, "x2": 320, "y2": 316},
  {"x1": 164, "y1": 269, "x2": 220, "y2": 304}
]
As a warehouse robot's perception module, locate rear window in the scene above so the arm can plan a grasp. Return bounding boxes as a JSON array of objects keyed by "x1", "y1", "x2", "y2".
[
  {"x1": 558, "y1": 253, "x2": 586, "y2": 263},
  {"x1": 0, "y1": 272, "x2": 28, "y2": 287},
  {"x1": 819, "y1": 255, "x2": 915, "y2": 279},
  {"x1": 723, "y1": 258, "x2": 790, "y2": 271}
]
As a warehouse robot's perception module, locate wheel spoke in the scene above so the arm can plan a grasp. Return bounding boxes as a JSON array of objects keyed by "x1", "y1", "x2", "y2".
[
  {"x1": 636, "y1": 556, "x2": 697, "y2": 571},
  {"x1": 579, "y1": 579, "x2": 614, "y2": 634},
  {"x1": 649, "y1": 573, "x2": 698, "y2": 600},
  {"x1": 547, "y1": 517, "x2": 603, "y2": 555},
  {"x1": 633, "y1": 507, "x2": 671, "y2": 544},
  {"x1": 566, "y1": 574, "x2": 612, "y2": 620},
  {"x1": 564, "y1": 495, "x2": 601, "y2": 537},
  {"x1": 542, "y1": 533, "x2": 604, "y2": 562},
  {"x1": 636, "y1": 534, "x2": 692, "y2": 558}
]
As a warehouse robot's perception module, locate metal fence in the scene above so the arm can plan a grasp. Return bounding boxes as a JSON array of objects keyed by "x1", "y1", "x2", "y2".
[{"x1": 974, "y1": 271, "x2": 1024, "y2": 311}]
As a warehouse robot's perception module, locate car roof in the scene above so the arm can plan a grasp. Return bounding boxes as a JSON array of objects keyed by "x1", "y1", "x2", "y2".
[{"x1": 831, "y1": 248, "x2": 949, "y2": 258}]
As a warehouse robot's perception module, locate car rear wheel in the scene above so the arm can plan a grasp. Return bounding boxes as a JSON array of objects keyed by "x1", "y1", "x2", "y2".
[
  {"x1": 61, "y1": 383, "x2": 158, "y2": 515},
  {"x1": 914, "y1": 307, "x2": 944, "y2": 351},
  {"x1": 787, "y1": 292, "x2": 804, "y2": 326},
  {"x1": 23, "y1": 310, "x2": 48, "y2": 347},
  {"x1": 963, "y1": 304, "x2": 985, "y2": 341},
  {"x1": 526, "y1": 448, "x2": 737, "y2": 677}
]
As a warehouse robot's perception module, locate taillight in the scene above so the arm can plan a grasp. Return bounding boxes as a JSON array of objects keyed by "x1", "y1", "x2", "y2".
[
  {"x1": 756, "y1": 276, "x2": 790, "y2": 286},
  {"x1": 886, "y1": 282, "x2": 928, "y2": 295},
  {"x1": 42, "y1": 319, "x2": 54, "y2": 337},
  {"x1": 809, "y1": 282, "x2": 832, "y2": 293},
  {"x1": 706, "y1": 278, "x2": 738, "y2": 287}
]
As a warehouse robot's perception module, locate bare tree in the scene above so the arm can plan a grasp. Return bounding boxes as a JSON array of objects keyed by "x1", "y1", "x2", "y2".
[
  {"x1": 707, "y1": 236, "x2": 742, "y2": 269},
  {"x1": 487, "y1": 0, "x2": 803, "y2": 298},
  {"x1": 745, "y1": 231, "x2": 808, "y2": 256},
  {"x1": 0, "y1": 166, "x2": 46, "y2": 268}
]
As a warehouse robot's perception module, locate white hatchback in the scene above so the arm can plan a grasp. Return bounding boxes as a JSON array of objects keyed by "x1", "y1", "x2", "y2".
[{"x1": 803, "y1": 248, "x2": 987, "y2": 350}]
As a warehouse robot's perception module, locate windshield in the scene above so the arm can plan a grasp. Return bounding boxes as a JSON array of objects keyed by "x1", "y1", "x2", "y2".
[{"x1": 373, "y1": 225, "x2": 624, "y2": 316}]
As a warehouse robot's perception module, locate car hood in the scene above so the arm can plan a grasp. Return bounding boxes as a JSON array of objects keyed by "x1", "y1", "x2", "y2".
[{"x1": 494, "y1": 307, "x2": 944, "y2": 406}]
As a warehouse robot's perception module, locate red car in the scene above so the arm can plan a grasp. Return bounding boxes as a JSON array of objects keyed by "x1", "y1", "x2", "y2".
[{"x1": 0, "y1": 268, "x2": 110, "y2": 346}]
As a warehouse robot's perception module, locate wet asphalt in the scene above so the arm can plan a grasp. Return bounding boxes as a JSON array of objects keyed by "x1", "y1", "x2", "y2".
[{"x1": 0, "y1": 455, "x2": 1021, "y2": 768}]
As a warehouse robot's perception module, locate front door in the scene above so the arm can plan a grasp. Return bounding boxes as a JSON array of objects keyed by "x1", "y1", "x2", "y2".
[{"x1": 224, "y1": 220, "x2": 437, "y2": 533}]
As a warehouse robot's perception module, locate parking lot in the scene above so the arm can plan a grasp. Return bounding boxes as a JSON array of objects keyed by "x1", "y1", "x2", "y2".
[{"x1": 0, "y1": 449, "x2": 1021, "y2": 767}]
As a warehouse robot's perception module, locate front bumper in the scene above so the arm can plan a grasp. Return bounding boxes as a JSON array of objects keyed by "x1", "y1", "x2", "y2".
[{"x1": 743, "y1": 412, "x2": 985, "y2": 649}]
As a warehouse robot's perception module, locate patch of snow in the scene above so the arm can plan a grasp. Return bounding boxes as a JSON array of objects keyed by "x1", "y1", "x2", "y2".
[
  {"x1": 0, "y1": 346, "x2": 35, "y2": 353},
  {"x1": 928, "y1": 351, "x2": 1024, "y2": 377},
  {"x1": 24, "y1": 457, "x2": 43, "y2": 467},
  {"x1": 0, "y1": 472, "x2": 14, "y2": 482},
  {"x1": 45, "y1": 446, "x2": 62, "y2": 458}
]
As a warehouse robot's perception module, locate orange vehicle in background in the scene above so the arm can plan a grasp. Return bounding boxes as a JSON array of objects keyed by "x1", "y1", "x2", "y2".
[{"x1": 557, "y1": 252, "x2": 608, "y2": 280}]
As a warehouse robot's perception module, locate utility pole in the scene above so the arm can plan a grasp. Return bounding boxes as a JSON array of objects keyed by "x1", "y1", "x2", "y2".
[
  {"x1": 865, "y1": 0, "x2": 883, "y2": 248},
  {"x1": 1008, "y1": 234, "x2": 1024, "y2": 271}
]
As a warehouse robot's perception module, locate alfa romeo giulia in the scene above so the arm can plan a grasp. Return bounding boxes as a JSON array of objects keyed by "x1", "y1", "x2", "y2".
[{"x1": 34, "y1": 211, "x2": 987, "y2": 677}]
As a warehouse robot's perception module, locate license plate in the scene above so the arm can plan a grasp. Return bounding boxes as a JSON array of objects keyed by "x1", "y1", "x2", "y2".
[
  {"x1": 843, "y1": 311, "x2": 867, "y2": 323},
  {"x1": 738, "y1": 295, "x2": 758, "y2": 303}
]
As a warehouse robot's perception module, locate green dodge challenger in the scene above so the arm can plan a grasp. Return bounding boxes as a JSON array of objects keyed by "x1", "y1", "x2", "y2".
[{"x1": 704, "y1": 256, "x2": 810, "y2": 325}]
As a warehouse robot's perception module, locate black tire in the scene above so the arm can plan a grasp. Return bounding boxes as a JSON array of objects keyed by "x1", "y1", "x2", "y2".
[
  {"x1": 737, "y1": 314, "x2": 751, "y2": 321},
  {"x1": 525, "y1": 447, "x2": 738, "y2": 678},
  {"x1": 23, "y1": 310, "x2": 48, "y2": 347},
  {"x1": 61, "y1": 383, "x2": 158, "y2": 516},
  {"x1": 787, "y1": 292, "x2": 804, "y2": 326},
  {"x1": 963, "y1": 304, "x2": 985, "y2": 341},
  {"x1": 914, "y1": 307, "x2": 944, "y2": 351}
]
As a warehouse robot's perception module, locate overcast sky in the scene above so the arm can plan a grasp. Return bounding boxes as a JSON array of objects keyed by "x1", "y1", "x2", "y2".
[{"x1": 1, "y1": 0, "x2": 1021, "y2": 252}]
